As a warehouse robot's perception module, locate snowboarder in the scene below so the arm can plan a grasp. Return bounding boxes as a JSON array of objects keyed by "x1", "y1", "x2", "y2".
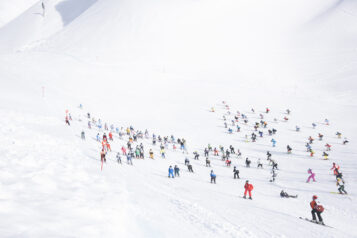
[
  {"x1": 306, "y1": 169, "x2": 316, "y2": 183},
  {"x1": 168, "y1": 166, "x2": 174, "y2": 178},
  {"x1": 210, "y1": 170, "x2": 216, "y2": 184},
  {"x1": 243, "y1": 180, "x2": 253, "y2": 199},
  {"x1": 310, "y1": 195, "x2": 324, "y2": 224}
]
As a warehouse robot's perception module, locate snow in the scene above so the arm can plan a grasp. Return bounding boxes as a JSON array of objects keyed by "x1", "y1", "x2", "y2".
[{"x1": 0, "y1": 0, "x2": 356, "y2": 237}]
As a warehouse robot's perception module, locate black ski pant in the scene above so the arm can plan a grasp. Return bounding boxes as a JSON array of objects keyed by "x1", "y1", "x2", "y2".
[
  {"x1": 211, "y1": 177, "x2": 216, "y2": 184},
  {"x1": 234, "y1": 172, "x2": 239, "y2": 179},
  {"x1": 311, "y1": 209, "x2": 323, "y2": 222}
]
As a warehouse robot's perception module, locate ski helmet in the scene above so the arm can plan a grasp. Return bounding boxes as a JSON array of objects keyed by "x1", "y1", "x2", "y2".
[
  {"x1": 246, "y1": 180, "x2": 249, "y2": 183},
  {"x1": 312, "y1": 195, "x2": 318, "y2": 200}
]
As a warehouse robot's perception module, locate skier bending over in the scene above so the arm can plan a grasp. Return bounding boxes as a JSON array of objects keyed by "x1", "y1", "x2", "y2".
[
  {"x1": 310, "y1": 195, "x2": 324, "y2": 225},
  {"x1": 280, "y1": 190, "x2": 297, "y2": 198}
]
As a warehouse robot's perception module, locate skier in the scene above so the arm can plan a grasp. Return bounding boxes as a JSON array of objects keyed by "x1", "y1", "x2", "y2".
[
  {"x1": 185, "y1": 157, "x2": 190, "y2": 165},
  {"x1": 270, "y1": 168, "x2": 277, "y2": 182},
  {"x1": 271, "y1": 138, "x2": 276, "y2": 147},
  {"x1": 257, "y1": 159, "x2": 263, "y2": 168},
  {"x1": 100, "y1": 149, "x2": 106, "y2": 163},
  {"x1": 187, "y1": 164, "x2": 194, "y2": 173},
  {"x1": 245, "y1": 158, "x2": 251, "y2": 168},
  {"x1": 322, "y1": 152, "x2": 328, "y2": 160},
  {"x1": 325, "y1": 143, "x2": 331, "y2": 151},
  {"x1": 306, "y1": 169, "x2": 316, "y2": 183},
  {"x1": 193, "y1": 151, "x2": 199, "y2": 160},
  {"x1": 312, "y1": 123, "x2": 316, "y2": 129},
  {"x1": 42, "y1": 1, "x2": 45, "y2": 17},
  {"x1": 210, "y1": 170, "x2": 216, "y2": 184},
  {"x1": 205, "y1": 157, "x2": 211, "y2": 167},
  {"x1": 96, "y1": 133, "x2": 100, "y2": 142},
  {"x1": 168, "y1": 166, "x2": 174, "y2": 178},
  {"x1": 310, "y1": 195, "x2": 324, "y2": 224},
  {"x1": 287, "y1": 145, "x2": 292, "y2": 154},
  {"x1": 174, "y1": 165, "x2": 180, "y2": 177},
  {"x1": 243, "y1": 180, "x2": 253, "y2": 199},
  {"x1": 126, "y1": 154, "x2": 133, "y2": 165},
  {"x1": 266, "y1": 151, "x2": 272, "y2": 160},
  {"x1": 233, "y1": 166, "x2": 240, "y2": 179},
  {"x1": 65, "y1": 115, "x2": 70, "y2": 126},
  {"x1": 296, "y1": 126, "x2": 300, "y2": 132},
  {"x1": 88, "y1": 121, "x2": 91, "y2": 129},
  {"x1": 116, "y1": 152, "x2": 122, "y2": 164},
  {"x1": 330, "y1": 163, "x2": 340, "y2": 175},
  {"x1": 280, "y1": 190, "x2": 297, "y2": 198},
  {"x1": 109, "y1": 132, "x2": 113, "y2": 141},
  {"x1": 336, "y1": 132, "x2": 342, "y2": 139},
  {"x1": 160, "y1": 148, "x2": 166, "y2": 158},
  {"x1": 149, "y1": 149, "x2": 154, "y2": 159},
  {"x1": 343, "y1": 138, "x2": 349, "y2": 145},
  {"x1": 81, "y1": 131, "x2": 85, "y2": 140},
  {"x1": 336, "y1": 178, "x2": 347, "y2": 194}
]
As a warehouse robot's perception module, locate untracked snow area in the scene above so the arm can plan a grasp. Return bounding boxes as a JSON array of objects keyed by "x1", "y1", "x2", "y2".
[{"x1": 0, "y1": 0, "x2": 357, "y2": 237}]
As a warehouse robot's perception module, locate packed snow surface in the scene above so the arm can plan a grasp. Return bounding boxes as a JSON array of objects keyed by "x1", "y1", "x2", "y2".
[{"x1": 0, "y1": 0, "x2": 357, "y2": 237}]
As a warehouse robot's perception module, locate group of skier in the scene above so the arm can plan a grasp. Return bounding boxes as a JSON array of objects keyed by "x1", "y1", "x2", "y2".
[{"x1": 66, "y1": 101, "x2": 351, "y2": 226}]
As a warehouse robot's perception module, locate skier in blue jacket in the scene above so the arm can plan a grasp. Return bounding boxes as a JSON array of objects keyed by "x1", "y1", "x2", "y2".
[
  {"x1": 271, "y1": 138, "x2": 276, "y2": 147},
  {"x1": 210, "y1": 170, "x2": 216, "y2": 184},
  {"x1": 168, "y1": 166, "x2": 174, "y2": 178}
]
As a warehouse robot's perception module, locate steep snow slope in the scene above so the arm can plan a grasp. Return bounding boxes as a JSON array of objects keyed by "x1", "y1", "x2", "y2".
[{"x1": 0, "y1": 0, "x2": 357, "y2": 237}]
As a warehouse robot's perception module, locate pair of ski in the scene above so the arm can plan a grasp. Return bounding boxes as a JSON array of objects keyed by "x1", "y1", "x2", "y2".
[{"x1": 299, "y1": 217, "x2": 333, "y2": 228}]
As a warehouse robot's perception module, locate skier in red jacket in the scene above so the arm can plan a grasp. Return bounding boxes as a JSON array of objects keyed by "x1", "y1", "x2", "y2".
[
  {"x1": 310, "y1": 195, "x2": 324, "y2": 224},
  {"x1": 243, "y1": 180, "x2": 253, "y2": 199}
]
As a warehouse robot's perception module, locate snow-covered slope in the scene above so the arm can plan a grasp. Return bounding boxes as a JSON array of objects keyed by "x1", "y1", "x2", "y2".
[
  {"x1": 0, "y1": 0, "x2": 38, "y2": 28},
  {"x1": 0, "y1": 0, "x2": 356, "y2": 237}
]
